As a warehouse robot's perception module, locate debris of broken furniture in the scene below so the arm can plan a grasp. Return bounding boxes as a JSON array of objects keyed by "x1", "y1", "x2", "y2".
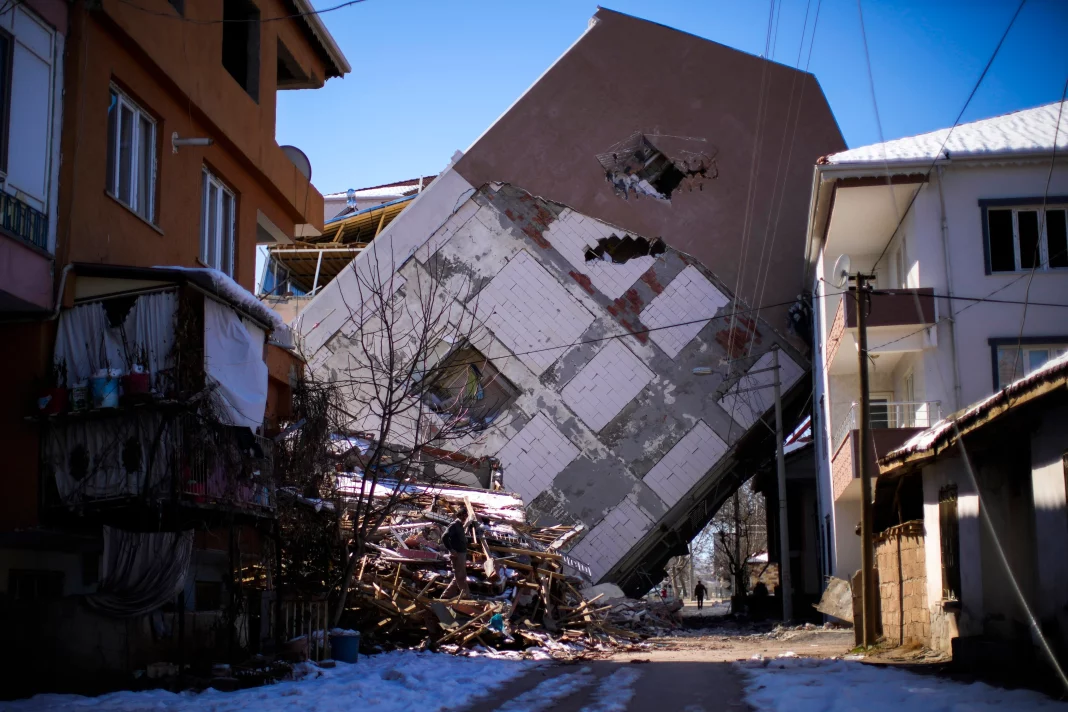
[{"x1": 299, "y1": 477, "x2": 679, "y2": 657}]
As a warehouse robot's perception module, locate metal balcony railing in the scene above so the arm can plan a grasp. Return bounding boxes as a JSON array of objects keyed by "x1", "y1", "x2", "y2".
[
  {"x1": 832, "y1": 400, "x2": 942, "y2": 453},
  {"x1": 0, "y1": 190, "x2": 48, "y2": 252}
]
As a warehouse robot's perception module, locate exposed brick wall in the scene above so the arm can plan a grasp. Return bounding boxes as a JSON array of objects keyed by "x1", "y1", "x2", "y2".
[
  {"x1": 470, "y1": 250, "x2": 595, "y2": 375},
  {"x1": 875, "y1": 520, "x2": 930, "y2": 646},
  {"x1": 639, "y1": 265, "x2": 729, "y2": 358},
  {"x1": 542, "y1": 208, "x2": 656, "y2": 299},
  {"x1": 561, "y1": 340, "x2": 654, "y2": 432},
  {"x1": 494, "y1": 412, "x2": 580, "y2": 504},
  {"x1": 831, "y1": 434, "x2": 855, "y2": 501},
  {"x1": 642, "y1": 421, "x2": 728, "y2": 505}
]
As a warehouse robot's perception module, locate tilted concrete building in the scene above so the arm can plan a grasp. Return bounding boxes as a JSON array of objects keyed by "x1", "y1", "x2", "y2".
[{"x1": 297, "y1": 9, "x2": 845, "y2": 593}]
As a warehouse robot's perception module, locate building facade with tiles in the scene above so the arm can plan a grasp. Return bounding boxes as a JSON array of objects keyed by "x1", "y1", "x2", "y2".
[{"x1": 299, "y1": 177, "x2": 806, "y2": 592}]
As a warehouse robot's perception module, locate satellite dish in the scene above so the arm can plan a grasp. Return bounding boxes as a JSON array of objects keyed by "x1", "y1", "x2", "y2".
[
  {"x1": 832, "y1": 254, "x2": 852, "y2": 289},
  {"x1": 281, "y1": 145, "x2": 312, "y2": 181}
]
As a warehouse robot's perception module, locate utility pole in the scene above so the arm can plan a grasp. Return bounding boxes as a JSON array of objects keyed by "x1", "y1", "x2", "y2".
[
  {"x1": 772, "y1": 348, "x2": 793, "y2": 622},
  {"x1": 855, "y1": 273, "x2": 877, "y2": 647}
]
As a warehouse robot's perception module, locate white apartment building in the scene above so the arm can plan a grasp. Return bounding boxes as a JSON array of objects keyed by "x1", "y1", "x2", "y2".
[{"x1": 805, "y1": 101, "x2": 1068, "y2": 582}]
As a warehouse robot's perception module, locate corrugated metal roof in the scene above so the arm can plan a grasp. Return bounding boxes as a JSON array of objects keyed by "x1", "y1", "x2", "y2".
[
  {"x1": 324, "y1": 176, "x2": 438, "y2": 200},
  {"x1": 880, "y1": 351, "x2": 1068, "y2": 472},
  {"x1": 826, "y1": 100, "x2": 1068, "y2": 166}
]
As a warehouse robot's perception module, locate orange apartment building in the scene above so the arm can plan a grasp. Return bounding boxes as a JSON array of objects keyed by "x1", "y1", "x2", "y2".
[{"x1": 0, "y1": 0, "x2": 348, "y2": 693}]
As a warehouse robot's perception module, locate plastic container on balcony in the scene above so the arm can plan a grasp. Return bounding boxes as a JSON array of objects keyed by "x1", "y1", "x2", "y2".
[
  {"x1": 90, "y1": 369, "x2": 122, "y2": 409},
  {"x1": 329, "y1": 631, "x2": 360, "y2": 664},
  {"x1": 37, "y1": 387, "x2": 68, "y2": 415},
  {"x1": 121, "y1": 365, "x2": 151, "y2": 403}
]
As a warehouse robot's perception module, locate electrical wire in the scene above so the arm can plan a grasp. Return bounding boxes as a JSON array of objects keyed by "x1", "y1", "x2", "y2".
[
  {"x1": 114, "y1": 0, "x2": 368, "y2": 24},
  {"x1": 1010, "y1": 77, "x2": 1068, "y2": 381},
  {"x1": 867, "y1": 0, "x2": 1028, "y2": 274}
]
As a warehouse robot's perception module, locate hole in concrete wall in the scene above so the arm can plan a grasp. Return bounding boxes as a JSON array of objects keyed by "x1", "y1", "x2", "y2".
[
  {"x1": 597, "y1": 133, "x2": 718, "y2": 201},
  {"x1": 416, "y1": 343, "x2": 519, "y2": 430},
  {"x1": 584, "y1": 234, "x2": 666, "y2": 263}
]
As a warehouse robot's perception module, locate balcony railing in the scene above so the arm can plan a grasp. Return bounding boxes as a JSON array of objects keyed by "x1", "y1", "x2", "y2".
[
  {"x1": 832, "y1": 400, "x2": 942, "y2": 453},
  {"x1": 0, "y1": 190, "x2": 48, "y2": 252}
]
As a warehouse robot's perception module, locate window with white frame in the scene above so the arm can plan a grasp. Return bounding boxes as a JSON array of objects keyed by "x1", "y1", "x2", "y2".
[
  {"x1": 994, "y1": 342, "x2": 1068, "y2": 388},
  {"x1": 984, "y1": 202, "x2": 1068, "y2": 273},
  {"x1": 106, "y1": 86, "x2": 157, "y2": 222},
  {"x1": 200, "y1": 168, "x2": 236, "y2": 275}
]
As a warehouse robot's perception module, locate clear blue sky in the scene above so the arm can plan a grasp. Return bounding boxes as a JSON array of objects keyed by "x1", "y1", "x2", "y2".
[{"x1": 276, "y1": 0, "x2": 1068, "y2": 195}]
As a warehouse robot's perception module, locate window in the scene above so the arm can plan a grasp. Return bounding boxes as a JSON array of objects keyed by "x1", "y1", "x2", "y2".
[
  {"x1": 200, "y1": 168, "x2": 236, "y2": 275},
  {"x1": 8, "y1": 569, "x2": 63, "y2": 600},
  {"x1": 417, "y1": 344, "x2": 518, "y2": 429},
  {"x1": 222, "y1": 0, "x2": 260, "y2": 101},
  {"x1": 938, "y1": 485, "x2": 961, "y2": 601},
  {"x1": 0, "y1": 28, "x2": 11, "y2": 174},
  {"x1": 994, "y1": 342, "x2": 1068, "y2": 388},
  {"x1": 902, "y1": 371, "x2": 915, "y2": 426},
  {"x1": 106, "y1": 86, "x2": 157, "y2": 222},
  {"x1": 869, "y1": 395, "x2": 891, "y2": 429},
  {"x1": 983, "y1": 201, "x2": 1068, "y2": 273}
]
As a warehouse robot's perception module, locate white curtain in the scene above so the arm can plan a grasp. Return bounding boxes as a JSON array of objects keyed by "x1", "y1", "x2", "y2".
[
  {"x1": 86, "y1": 527, "x2": 194, "y2": 618},
  {"x1": 54, "y1": 289, "x2": 178, "y2": 385},
  {"x1": 204, "y1": 297, "x2": 269, "y2": 429}
]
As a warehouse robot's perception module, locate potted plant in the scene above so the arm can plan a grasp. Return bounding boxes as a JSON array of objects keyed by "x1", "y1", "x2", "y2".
[
  {"x1": 37, "y1": 359, "x2": 68, "y2": 415},
  {"x1": 122, "y1": 344, "x2": 151, "y2": 402}
]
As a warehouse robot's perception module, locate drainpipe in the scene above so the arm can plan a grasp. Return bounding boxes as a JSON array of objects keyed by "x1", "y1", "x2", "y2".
[
  {"x1": 3, "y1": 263, "x2": 75, "y2": 323},
  {"x1": 936, "y1": 166, "x2": 963, "y2": 412}
]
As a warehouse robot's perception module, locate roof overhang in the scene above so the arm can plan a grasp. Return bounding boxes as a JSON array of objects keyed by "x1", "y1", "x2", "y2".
[{"x1": 290, "y1": 0, "x2": 351, "y2": 79}]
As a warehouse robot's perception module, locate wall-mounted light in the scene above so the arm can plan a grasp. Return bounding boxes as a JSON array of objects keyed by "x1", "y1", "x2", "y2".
[{"x1": 172, "y1": 132, "x2": 214, "y2": 154}]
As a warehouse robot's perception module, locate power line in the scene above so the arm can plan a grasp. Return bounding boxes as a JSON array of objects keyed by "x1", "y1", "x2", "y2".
[
  {"x1": 1011, "y1": 76, "x2": 1068, "y2": 381},
  {"x1": 868, "y1": 0, "x2": 1028, "y2": 273},
  {"x1": 115, "y1": 0, "x2": 368, "y2": 24}
]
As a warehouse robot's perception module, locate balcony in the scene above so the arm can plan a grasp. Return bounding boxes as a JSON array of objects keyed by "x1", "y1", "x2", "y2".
[
  {"x1": 0, "y1": 191, "x2": 52, "y2": 312},
  {"x1": 826, "y1": 288, "x2": 937, "y2": 375},
  {"x1": 831, "y1": 401, "x2": 941, "y2": 502}
]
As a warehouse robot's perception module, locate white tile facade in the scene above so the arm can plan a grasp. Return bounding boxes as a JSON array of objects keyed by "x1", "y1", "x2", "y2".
[
  {"x1": 470, "y1": 251, "x2": 595, "y2": 375},
  {"x1": 717, "y1": 350, "x2": 804, "y2": 429},
  {"x1": 642, "y1": 420, "x2": 728, "y2": 505},
  {"x1": 561, "y1": 340, "x2": 654, "y2": 432},
  {"x1": 542, "y1": 209, "x2": 656, "y2": 299},
  {"x1": 639, "y1": 265, "x2": 729, "y2": 358},
  {"x1": 569, "y1": 494, "x2": 655, "y2": 582},
  {"x1": 495, "y1": 412, "x2": 581, "y2": 504},
  {"x1": 414, "y1": 198, "x2": 480, "y2": 263}
]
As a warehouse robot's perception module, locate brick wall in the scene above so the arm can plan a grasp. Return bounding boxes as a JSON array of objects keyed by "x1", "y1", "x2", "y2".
[
  {"x1": 875, "y1": 520, "x2": 930, "y2": 646},
  {"x1": 825, "y1": 298, "x2": 845, "y2": 368}
]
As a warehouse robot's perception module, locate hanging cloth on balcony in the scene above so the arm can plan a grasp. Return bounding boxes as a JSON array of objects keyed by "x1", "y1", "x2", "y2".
[
  {"x1": 204, "y1": 297, "x2": 269, "y2": 430},
  {"x1": 85, "y1": 526, "x2": 194, "y2": 618}
]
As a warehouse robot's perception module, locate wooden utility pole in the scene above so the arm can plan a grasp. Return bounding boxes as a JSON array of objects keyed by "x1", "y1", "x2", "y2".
[
  {"x1": 855, "y1": 274, "x2": 877, "y2": 647},
  {"x1": 772, "y1": 348, "x2": 793, "y2": 622}
]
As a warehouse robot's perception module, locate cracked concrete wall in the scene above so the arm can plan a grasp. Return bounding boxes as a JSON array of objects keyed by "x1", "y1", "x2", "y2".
[{"x1": 299, "y1": 171, "x2": 805, "y2": 585}]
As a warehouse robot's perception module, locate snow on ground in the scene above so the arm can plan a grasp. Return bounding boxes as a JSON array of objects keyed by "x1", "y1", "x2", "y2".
[
  {"x1": 1, "y1": 651, "x2": 535, "y2": 712},
  {"x1": 738, "y1": 656, "x2": 1068, "y2": 711}
]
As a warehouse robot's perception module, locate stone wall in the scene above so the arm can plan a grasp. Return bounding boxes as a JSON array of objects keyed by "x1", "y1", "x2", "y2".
[
  {"x1": 875, "y1": 520, "x2": 930, "y2": 645},
  {"x1": 929, "y1": 603, "x2": 960, "y2": 655}
]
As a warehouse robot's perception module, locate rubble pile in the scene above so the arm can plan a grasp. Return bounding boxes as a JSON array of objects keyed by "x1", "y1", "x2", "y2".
[{"x1": 333, "y1": 477, "x2": 671, "y2": 657}]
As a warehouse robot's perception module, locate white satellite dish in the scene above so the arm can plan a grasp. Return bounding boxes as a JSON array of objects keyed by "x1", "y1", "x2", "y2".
[
  {"x1": 832, "y1": 254, "x2": 852, "y2": 289},
  {"x1": 281, "y1": 145, "x2": 312, "y2": 181}
]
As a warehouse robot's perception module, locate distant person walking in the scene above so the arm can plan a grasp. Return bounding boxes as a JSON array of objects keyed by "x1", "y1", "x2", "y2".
[{"x1": 694, "y1": 580, "x2": 707, "y2": 610}]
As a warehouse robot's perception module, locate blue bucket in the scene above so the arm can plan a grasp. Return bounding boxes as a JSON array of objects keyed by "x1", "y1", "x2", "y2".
[
  {"x1": 90, "y1": 375, "x2": 120, "y2": 409},
  {"x1": 329, "y1": 632, "x2": 360, "y2": 664}
]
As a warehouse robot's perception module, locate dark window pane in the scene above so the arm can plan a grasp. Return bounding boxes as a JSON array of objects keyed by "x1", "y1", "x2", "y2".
[
  {"x1": 118, "y1": 104, "x2": 134, "y2": 205},
  {"x1": 997, "y1": 346, "x2": 1023, "y2": 387},
  {"x1": 1048, "y1": 209, "x2": 1067, "y2": 269},
  {"x1": 1018, "y1": 210, "x2": 1040, "y2": 269},
  {"x1": 869, "y1": 399, "x2": 889, "y2": 429},
  {"x1": 0, "y1": 32, "x2": 11, "y2": 169},
  {"x1": 988, "y1": 209, "x2": 1015, "y2": 272}
]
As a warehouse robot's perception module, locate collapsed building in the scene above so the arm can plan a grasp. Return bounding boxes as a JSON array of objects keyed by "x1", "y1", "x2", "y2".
[{"x1": 296, "y1": 9, "x2": 845, "y2": 595}]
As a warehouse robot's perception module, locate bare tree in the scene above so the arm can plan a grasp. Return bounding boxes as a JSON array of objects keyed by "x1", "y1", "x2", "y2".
[
  {"x1": 298, "y1": 248, "x2": 509, "y2": 625},
  {"x1": 710, "y1": 482, "x2": 767, "y2": 605}
]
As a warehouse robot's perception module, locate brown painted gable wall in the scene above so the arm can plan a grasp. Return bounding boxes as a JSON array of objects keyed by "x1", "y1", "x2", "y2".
[{"x1": 454, "y1": 9, "x2": 846, "y2": 341}]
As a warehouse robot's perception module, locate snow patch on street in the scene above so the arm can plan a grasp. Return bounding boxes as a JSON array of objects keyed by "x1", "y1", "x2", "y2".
[
  {"x1": 579, "y1": 667, "x2": 643, "y2": 712},
  {"x1": 738, "y1": 656, "x2": 1068, "y2": 711},
  {"x1": 2, "y1": 651, "x2": 534, "y2": 712},
  {"x1": 496, "y1": 666, "x2": 596, "y2": 712}
]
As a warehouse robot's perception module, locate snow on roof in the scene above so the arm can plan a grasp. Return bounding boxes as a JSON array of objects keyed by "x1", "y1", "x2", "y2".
[
  {"x1": 825, "y1": 100, "x2": 1068, "y2": 166},
  {"x1": 883, "y1": 350, "x2": 1068, "y2": 467},
  {"x1": 324, "y1": 176, "x2": 438, "y2": 200},
  {"x1": 155, "y1": 266, "x2": 288, "y2": 333}
]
